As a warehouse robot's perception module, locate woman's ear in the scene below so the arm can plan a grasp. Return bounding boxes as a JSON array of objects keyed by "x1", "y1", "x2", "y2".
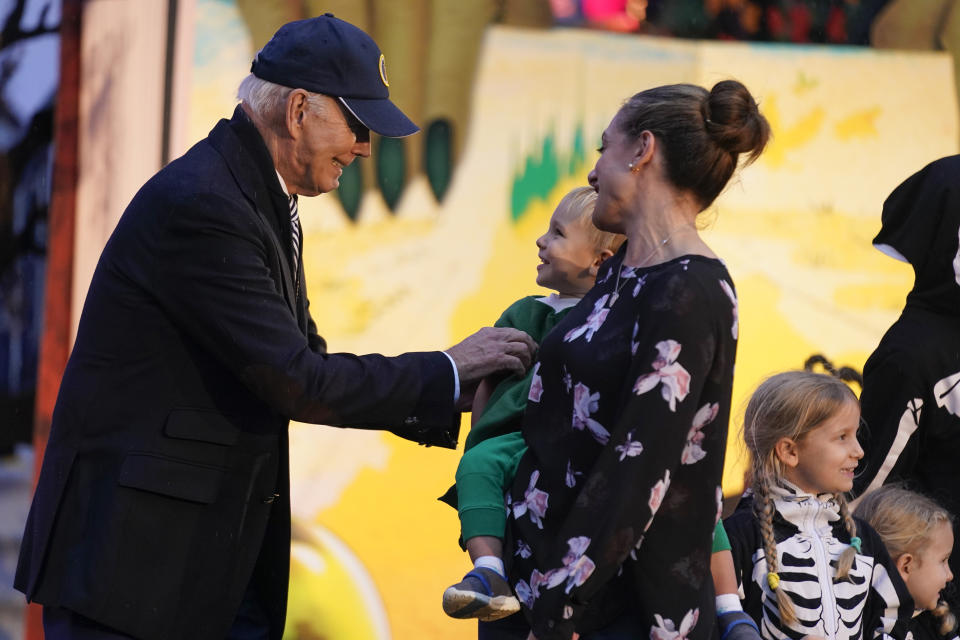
[
  {"x1": 632, "y1": 130, "x2": 657, "y2": 169},
  {"x1": 774, "y1": 437, "x2": 800, "y2": 469}
]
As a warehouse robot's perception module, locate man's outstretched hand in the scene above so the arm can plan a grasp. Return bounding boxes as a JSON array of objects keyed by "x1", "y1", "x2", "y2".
[{"x1": 446, "y1": 327, "x2": 537, "y2": 411}]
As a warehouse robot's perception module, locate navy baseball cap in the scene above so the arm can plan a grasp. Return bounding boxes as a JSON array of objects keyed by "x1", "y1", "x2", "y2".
[{"x1": 251, "y1": 13, "x2": 418, "y2": 138}]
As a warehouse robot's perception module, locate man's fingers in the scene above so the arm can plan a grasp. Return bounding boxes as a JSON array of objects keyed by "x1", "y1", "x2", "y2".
[
  {"x1": 503, "y1": 339, "x2": 535, "y2": 370},
  {"x1": 500, "y1": 353, "x2": 527, "y2": 377},
  {"x1": 500, "y1": 327, "x2": 538, "y2": 352},
  {"x1": 446, "y1": 326, "x2": 538, "y2": 386}
]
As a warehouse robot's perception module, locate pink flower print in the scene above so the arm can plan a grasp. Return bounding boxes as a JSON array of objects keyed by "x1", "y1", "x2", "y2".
[
  {"x1": 528, "y1": 363, "x2": 543, "y2": 402},
  {"x1": 512, "y1": 470, "x2": 549, "y2": 529},
  {"x1": 632, "y1": 273, "x2": 648, "y2": 298},
  {"x1": 515, "y1": 580, "x2": 534, "y2": 608},
  {"x1": 541, "y1": 536, "x2": 596, "y2": 594},
  {"x1": 648, "y1": 470, "x2": 672, "y2": 516},
  {"x1": 633, "y1": 340, "x2": 691, "y2": 411},
  {"x1": 681, "y1": 402, "x2": 718, "y2": 465},
  {"x1": 530, "y1": 568, "x2": 554, "y2": 599},
  {"x1": 564, "y1": 535, "x2": 591, "y2": 563},
  {"x1": 562, "y1": 553, "x2": 596, "y2": 593},
  {"x1": 631, "y1": 321, "x2": 640, "y2": 355},
  {"x1": 615, "y1": 430, "x2": 644, "y2": 461},
  {"x1": 565, "y1": 460, "x2": 582, "y2": 488},
  {"x1": 719, "y1": 279, "x2": 738, "y2": 340},
  {"x1": 679, "y1": 259, "x2": 690, "y2": 271},
  {"x1": 515, "y1": 569, "x2": 565, "y2": 609},
  {"x1": 651, "y1": 609, "x2": 700, "y2": 640},
  {"x1": 572, "y1": 382, "x2": 610, "y2": 444},
  {"x1": 561, "y1": 366, "x2": 572, "y2": 392},
  {"x1": 515, "y1": 539, "x2": 532, "y2": 559},
  {"x1": 564, "y1": 296, "x2": 610, "y2": 343},
  {"x1": 563, "y1": 605, "x2": 574, "y2": 620}
]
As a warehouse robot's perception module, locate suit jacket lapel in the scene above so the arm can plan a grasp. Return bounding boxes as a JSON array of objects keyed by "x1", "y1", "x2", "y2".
[{"x1": 207, "y1": 106, "x2": 299, "y2": 317}]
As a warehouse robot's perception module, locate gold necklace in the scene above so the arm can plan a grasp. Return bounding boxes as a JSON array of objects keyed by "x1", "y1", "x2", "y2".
[{"x1": 608, "y1": 224, "x2": 695, "y2": 306}]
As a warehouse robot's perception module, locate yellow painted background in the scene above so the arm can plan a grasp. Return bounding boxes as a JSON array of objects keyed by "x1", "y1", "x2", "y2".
[{"x1": 188, "y1": 4, "x2": 957, "y2": 638}]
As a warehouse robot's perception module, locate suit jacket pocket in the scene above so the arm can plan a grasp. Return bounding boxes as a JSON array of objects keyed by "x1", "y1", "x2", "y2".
[
  {"x1": 164, "y1": 408, "x2": 241, "y2": 446},
  {"x1": 118, "y1": 453, "x2": 224, "y2": 504}
]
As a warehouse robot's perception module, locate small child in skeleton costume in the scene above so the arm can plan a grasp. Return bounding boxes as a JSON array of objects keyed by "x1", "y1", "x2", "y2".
[
  {"x1": 855, "y1": 486, "x2": 957, "y2": 640},
  {"x1": 724, "y1": 371, "x2": 914, "y2": 640}
]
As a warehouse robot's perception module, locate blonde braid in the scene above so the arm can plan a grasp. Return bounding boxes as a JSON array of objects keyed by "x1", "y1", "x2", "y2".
[
  {"x1": 834, "y1": 494, "x2": 859, "y2": 580},
  {"x1": 754, "y1": 476, "x2": 797, "y2": 625},
  {"x1": 933, "y1": 600, "x2": 957, "y2": 636}
]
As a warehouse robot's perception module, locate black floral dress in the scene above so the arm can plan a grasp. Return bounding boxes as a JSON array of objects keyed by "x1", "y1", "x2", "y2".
[{"x1": 504, "y1": 248, "x2": 739, "y2": 640}]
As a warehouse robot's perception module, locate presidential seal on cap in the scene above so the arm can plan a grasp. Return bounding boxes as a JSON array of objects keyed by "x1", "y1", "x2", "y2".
[{"x1": 251, "y1": 13, "x2": 417, "y2": 138}]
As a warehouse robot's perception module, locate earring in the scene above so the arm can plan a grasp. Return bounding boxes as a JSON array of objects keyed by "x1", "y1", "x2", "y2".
[{"x1": 628, "y1": 162, "x2": 640, "y2": 173}]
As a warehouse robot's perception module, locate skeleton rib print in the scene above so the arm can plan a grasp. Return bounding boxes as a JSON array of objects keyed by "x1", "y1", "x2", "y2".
[{"x1": 727, "y1": 486, "x2": 912, "y2": 640}]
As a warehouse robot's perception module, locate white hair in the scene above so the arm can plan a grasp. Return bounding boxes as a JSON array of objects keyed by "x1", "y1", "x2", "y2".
[{"x1": 236, "y1": 74, "x2": 329, "y2": 131}]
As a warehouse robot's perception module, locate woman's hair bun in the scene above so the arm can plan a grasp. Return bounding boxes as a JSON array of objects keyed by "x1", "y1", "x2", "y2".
[{"x1": 704, "y1": 79, "x2": 771, "y2": 164}]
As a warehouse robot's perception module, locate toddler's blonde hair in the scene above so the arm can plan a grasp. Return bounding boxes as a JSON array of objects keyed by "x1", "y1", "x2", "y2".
[
  {"x1": 855, "y1": 485, "x2": 956, "y2": 635},
  {"x1": 554, "y1": 187, "x2": 625, "y2": 254}
]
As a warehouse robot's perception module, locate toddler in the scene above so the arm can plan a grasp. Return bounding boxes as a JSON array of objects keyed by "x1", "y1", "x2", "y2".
[
  {"x1": 439, "y1": 186, "x2": 623, "y2": 621},
  {"x1": 855, "y1": 486, "x2": 957, "y2": 640}
]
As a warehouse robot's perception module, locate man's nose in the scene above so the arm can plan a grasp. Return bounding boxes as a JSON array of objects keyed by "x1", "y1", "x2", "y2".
[{"x1": 353, "y1": 139, "x2": 371, "y2": 158}]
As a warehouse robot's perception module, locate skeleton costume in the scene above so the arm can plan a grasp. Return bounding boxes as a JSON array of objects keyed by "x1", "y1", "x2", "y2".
[
  {"x1": 725, "y1": 483, "x2": 913, "y2": 640},
  {"x1": 852, "y1": 155, "x2": 960, "y2": 638}
]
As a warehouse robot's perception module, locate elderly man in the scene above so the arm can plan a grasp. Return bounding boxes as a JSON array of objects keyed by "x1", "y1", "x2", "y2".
[{"x1": 15, "y1": 14, "x2": 535, "y2": 640}]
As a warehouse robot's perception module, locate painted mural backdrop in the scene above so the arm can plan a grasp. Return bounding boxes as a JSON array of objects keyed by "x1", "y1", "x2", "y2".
[{"x1": 190, "y1": 2, "x2": 958, "y2": 638}]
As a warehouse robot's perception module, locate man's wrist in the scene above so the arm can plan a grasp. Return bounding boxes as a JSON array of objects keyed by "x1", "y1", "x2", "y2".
[{"x1": 441, "y1": 351, "x2": 460, "y2": 403}]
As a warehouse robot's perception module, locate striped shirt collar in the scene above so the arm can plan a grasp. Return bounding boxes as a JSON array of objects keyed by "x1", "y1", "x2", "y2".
[{"x1": 276, "y1": 170, "x2": 291, "y2": 198}]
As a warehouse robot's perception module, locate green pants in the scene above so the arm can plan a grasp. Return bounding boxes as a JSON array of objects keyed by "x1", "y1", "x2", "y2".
[{"x1": 455, "y1": 431, "x2": 527, "y2": 541}]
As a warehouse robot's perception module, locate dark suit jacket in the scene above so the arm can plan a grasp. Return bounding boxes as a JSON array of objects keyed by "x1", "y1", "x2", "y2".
[{"x1": 14, "y1": 106, "x2": 459, "y2": 639}]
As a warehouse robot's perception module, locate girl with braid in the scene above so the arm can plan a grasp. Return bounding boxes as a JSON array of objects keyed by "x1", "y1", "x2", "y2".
[
  {"x1": 855, "y1": 486, "x2": 957, "y2": 640},
  {"x1": 724, "y1": 371, "x2": 913, "y2": 640}
]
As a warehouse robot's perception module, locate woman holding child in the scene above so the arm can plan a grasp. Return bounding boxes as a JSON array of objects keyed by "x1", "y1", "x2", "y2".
[{"x1": 485, "y1": 81, "x2": 770, "y2": 640}]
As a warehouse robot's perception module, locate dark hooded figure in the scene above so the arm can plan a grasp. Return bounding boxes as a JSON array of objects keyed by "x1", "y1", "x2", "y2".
[{"x1": 853, "y1": 154, "x2": 960, "y2": 640}]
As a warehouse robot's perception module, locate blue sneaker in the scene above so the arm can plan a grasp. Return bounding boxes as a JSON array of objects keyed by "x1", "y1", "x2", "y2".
[{"x1": 442, "y1": 567, "x2": 520, "y2": 621}]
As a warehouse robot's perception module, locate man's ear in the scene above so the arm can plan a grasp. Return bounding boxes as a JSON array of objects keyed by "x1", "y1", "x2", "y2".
[
  {"x1": 774, "y1": 437, "x2": 800, "y2": 469},
  {"x1": 896, "y1": 552, "x2": 914, "y2": 578},
  {"x1": 285, "y1": 89, "x2": 310, "y2": 138}
]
